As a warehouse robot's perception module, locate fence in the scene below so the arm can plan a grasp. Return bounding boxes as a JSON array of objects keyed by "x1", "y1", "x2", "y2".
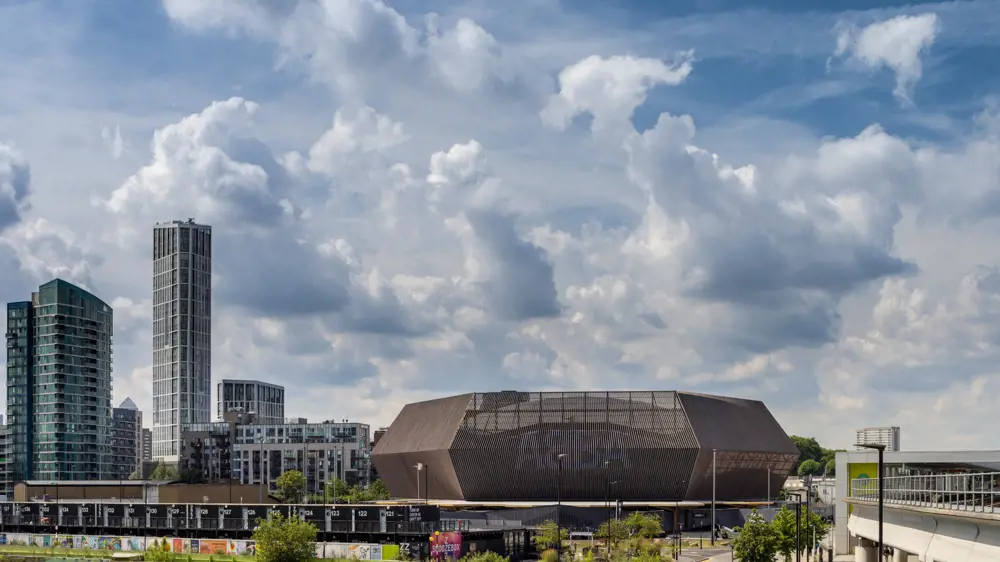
[{"x1": 849, "y1": 472, "x2": 1000, "y2": 514}]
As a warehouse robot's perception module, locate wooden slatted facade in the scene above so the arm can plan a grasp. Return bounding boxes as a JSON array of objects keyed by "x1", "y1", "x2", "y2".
[{"x1": 372, "y1": 391, "x2": 798, "y2": 501}]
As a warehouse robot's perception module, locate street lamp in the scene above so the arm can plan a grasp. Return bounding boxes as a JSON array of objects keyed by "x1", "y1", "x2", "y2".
[
  {"x1": 556, "y1": 453, "x2": 567, "y2": 561},
  {"x1": 415, "y1": 463, "x2": 429, "y2": 504},
  {"x1": 711, "y1": 448, "x2": 717, "y2": 546},
  {"x1": 856, "y1": 443, "x2": 886, "y2": 562}
]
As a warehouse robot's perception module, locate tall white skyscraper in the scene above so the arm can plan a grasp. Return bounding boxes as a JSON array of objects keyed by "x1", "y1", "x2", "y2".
[{"x1": 152, "y1": 219, "x2": 212, "y2": 461}]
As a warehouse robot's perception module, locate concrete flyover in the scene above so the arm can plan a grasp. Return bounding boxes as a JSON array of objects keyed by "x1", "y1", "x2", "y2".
[{"x1": 847, "y1": 500, "x2": 1000, "y2": 561}]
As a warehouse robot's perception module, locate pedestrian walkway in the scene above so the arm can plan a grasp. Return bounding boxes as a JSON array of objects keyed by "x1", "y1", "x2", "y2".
[{"x1": 701, "y1": 552, "x2": 732, "y2": 562}]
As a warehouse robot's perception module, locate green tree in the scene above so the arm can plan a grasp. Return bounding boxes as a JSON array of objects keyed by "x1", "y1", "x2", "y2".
[
  {"x1": 731, "y1": 510, "x2": 778, "y2": 562},
  {"x1": 770, "y1": 507, "x2": 798, "y2": 562},
  {"x1": 150, "y1": 461, "x2": 179, "y2": 480},
  {"x1": 595, "y1": 519, "x2": 628, "y2": 549},
  {"x1": 789, "y1": 436, "x2": 822, "y2": 470},
  {"x1": 324, "y1": 478, "x2": 352, "y2": 502},
  {"x1": 624, "y1": 512, "x2": 662, "y2": 539},
  {"x1": 275, "y1": 470, "x2": 307, "y2": 504},
  {"x1": 825, "y1": 458, "x2": 836, "y2": 476},
  {"x1": 367, "y1": 479, "x2": 391, "y2": 500},
  {"x1": 797, "y1": 459, "x2": 822, "y2": 477},
  {"x1": 803, "y1": 510, "x2": 830, "y2": 551},
  {"x1": 252, "y1": 512, "x2": 318, "y2": 562},
  {"x1": 532, "y1": 520, "x2": 568, "y2": 550}
]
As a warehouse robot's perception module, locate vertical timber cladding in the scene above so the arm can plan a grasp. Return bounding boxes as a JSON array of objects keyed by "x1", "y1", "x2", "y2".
[{"x1": 449, "y1": 391, "x2": 700, "y2": 500}]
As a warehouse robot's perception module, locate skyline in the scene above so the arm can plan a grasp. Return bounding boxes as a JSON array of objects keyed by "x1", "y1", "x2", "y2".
[{"x1": 3, "y1": 0, "x2": 1000, "y2": 451}]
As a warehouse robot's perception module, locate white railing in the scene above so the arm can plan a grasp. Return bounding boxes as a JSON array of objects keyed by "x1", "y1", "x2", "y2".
[{"x1": 849, "y1": 472, "x2": 1000, "y2": 514}]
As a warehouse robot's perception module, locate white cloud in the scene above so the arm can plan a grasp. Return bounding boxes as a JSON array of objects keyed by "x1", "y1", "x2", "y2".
[
  {"x1": 834, "y1": 13, "x2": 941, "y2": 103},
  {"x1": 101, "y1": 124, "x2": 125, "y2": 160},
  {"x1": 3, "y1": 0, "x2": 1000, "y2": 451},
  {"x1": 541, "y1": 53, "x2": 693, "y2": 136}
]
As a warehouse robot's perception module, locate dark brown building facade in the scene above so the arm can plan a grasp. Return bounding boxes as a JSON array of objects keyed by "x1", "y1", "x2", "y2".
[{"x1": 372, "y1": 391, "x2": 799, "y2": 501}]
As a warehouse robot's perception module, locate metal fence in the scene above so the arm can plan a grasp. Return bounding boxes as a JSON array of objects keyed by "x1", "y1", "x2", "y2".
[{"x1": 850, "y1": 472, "x2": 1000, "y2": 513}]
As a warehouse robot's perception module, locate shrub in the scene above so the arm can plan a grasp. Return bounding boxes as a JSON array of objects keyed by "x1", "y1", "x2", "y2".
[
  {"x1": 540, "y1": 548, "x2": 559, "y2": 562},
  {"x1": 461, "y1": 552, "x2": 510, "y2": 562}
]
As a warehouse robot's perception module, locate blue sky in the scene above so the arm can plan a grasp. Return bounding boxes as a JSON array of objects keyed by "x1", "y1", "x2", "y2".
[{"x1": 3, "y1": 0, "x2": 1000, "y2": 450}]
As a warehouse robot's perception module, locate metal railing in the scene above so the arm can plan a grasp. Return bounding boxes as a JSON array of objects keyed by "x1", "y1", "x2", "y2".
[{"x1": 850, "y1": 472, "x2": 1000, "y2": 514}]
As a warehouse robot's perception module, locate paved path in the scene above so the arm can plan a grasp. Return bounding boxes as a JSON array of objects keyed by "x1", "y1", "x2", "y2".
[{"x1": 675, "y1": 548, "x2": 732, "y2": 561}]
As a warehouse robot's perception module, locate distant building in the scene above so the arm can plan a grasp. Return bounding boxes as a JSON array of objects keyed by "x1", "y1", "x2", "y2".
[
  {"x1": 855, "y1": 426, "x2": 901, "y2": 452},
  {"x1": 217, "y1": 379, "x2": 284, "y2": 425},
  {"x1": 112, "y1": 398, "x2": 142, "y2": 478},
  {"x1": 6, "y1": 279, "x2": 114, "y2": 481},
  {"x1": 142, "y1": 428, "x2": 152, "y2": 462},
  {"x1": 152, "y1": 219, "x2": 212, "y2": 462},
  {"x1": 286, "y1": 417, "x2": 307, "y2": 425},
  {"x1": 180, "y1": 413, "x2": 370, "y2": 497}
]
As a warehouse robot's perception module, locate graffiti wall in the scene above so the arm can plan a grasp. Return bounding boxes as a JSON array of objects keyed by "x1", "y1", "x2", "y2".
[{"x1": 0, "y1": 534, "x2": 400, "y2": 559}]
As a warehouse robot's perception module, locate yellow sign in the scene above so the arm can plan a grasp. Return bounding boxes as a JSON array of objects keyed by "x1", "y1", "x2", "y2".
[{"x1": 848, "y1": 463, "x2": 878, "y2": 515}]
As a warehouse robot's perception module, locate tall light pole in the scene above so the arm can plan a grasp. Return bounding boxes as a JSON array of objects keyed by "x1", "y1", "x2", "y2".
[
  {"x1": 603, "y1": 460, "x2": 610, "y2": 554},
  {"x1": 415, "y1": 463, "x2": 422, "y2": 503},
  {"x1": 767, "y1": 466, "x2": 771, "y2": 505},
  {"x1": 857, "y1": 443, "x2": 886, "y2": 562},
  {"x1": 557, "y1": 453, "x2": 567, "y2": 561},
  {"x1": 711, "y1": 449, "x2": 717, "y2": 546}
]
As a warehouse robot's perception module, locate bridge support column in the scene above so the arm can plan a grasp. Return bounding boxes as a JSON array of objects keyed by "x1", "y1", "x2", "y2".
[
  {"x1": 854, "y1": 539, "x2": 876, "y2": 562},
  {"x1": 891, "y1": 550, "x2": 908, "y2": 562}
]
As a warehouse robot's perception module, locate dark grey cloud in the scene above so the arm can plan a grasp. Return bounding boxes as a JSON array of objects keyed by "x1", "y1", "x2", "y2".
[
  {"x1": 466, "y1": 208, "x2": 561, "y2": 321},
  {"x1": 214, "y1": 229, "x2": 351, "y2": 316},
  {"x1": 0, "y1": 145, "x2": 30, "y2": 231}
]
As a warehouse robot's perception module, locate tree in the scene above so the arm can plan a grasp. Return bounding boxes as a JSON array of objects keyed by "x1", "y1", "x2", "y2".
[
  {"x1": 325, "y1": 478, "x2": 352, "y2": 502},
  {"x1": 797, "y1": 459, "x2": 821, "y2": 477},
  {"x1": 789, "y1": 436, "x2": 822, "y2": 470},
  {"x1": 150, "y1": 461, "x2": 179, "y2": 480},
  {"x1": 532, "y1": 520, "x2": 568, "y2": 550},
  {"x1": 803, "y1": 509, "x2": 830, "y2": 552},
  {"x1": 252, "y1": 512, "x2": 318, "y2": 562},
  {"x1": 624, "y1": 512, "x2": 662, "y2": 539},
  {"x1": 595, "y1": 519, "x2": 628, "y2": 549},
  {"x1": 275, "y1": 470, "x2": 307, "y2": 504},
  {"x1": 770, "y1": 507, "x2": 798, "y2": 562},
  {"x1": 731, "y1": 510, "x2": 778, "y2": 562},
  {"x1": 825, "y1": 458, "x2": 836, "y2": 476},
  {"x1": 367, "y1": 479, "x2": 391, "y2": 500}
]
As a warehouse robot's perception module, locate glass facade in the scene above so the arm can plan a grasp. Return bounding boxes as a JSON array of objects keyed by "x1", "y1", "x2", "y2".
[
  {"x1": 152, "y1": 220, "x2": 212, "y2": 461},
  {"x1": 5, "y1": 279, "x2": 114, "y2": 481}
]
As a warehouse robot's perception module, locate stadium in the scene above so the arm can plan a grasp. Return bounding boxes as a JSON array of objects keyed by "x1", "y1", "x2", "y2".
[{"x1": 372, "y1": 391, "x2": 799, "y2": 502}]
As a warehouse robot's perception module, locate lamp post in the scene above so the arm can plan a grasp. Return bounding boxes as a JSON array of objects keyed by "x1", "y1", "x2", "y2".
[
  {"x1": 857, "y1": 443, "x2": 886, "y2": 561},
  {"x1": 711, "y1": 448, "x2": 717, "y2": 546},
  {"x1": 603, "y1": 461, "x2": 610, "y2": 554},
  {"x1": 415, "y1": 463, "x2": 422, "y2": 503},
  {"x1": 556, "y1": 453, "x2": 566, "y2": 561},
  {"x1": 767, "y1": 466, "x2": 771, "y2": 505},
  {"x1": 804, "y1": 475, "x2": 813, "y2": 562}
]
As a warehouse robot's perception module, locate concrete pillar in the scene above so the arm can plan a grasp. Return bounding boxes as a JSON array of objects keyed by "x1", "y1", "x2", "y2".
[
  {"x1": 855, "y1": 542, "x2": 876, "y2": 562},
  {"x1": 891, "y1": 550, "x2": 909, "y2": 562}
]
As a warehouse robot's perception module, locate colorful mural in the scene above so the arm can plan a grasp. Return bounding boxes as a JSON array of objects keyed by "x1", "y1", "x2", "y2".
[
  {"x1": 0, "y1": 534, "x2": 403, "y2": 559},
  {"x1": 848, "y1": 462, "x2": 879, "y2": 515}
]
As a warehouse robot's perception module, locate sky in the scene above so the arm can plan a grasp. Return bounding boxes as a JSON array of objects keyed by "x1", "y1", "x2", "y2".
[{"x1": 2, "y1": 0, "x2": 1000, "y2": 452}]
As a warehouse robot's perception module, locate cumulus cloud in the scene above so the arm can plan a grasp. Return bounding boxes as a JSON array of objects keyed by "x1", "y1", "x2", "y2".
[
  {"x1": 5, "y1": 0, "x2": 1000, "y2": 449},
  {"x1": 0, "y1": 143, "x2": 31, "y2": 231},
  {"x1": 541, "y1": 53, "x2": 694, "y2": 136},
  {"x1": 834, "y1": 13, "x2": 940, "y2": 103}
]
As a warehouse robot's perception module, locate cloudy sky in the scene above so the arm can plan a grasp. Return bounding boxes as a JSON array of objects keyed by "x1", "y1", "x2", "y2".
[{"x1": 3, "y1": 0, "x2": 1000, "y2": 451}]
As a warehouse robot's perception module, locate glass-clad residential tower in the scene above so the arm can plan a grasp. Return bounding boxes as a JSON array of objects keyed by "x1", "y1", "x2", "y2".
[
  {"x1": 5, "y1": 279, "x2": 114, "y2": 481},
  {"x1": 152, "y1": 219, "x2": 212, "y2": 461}
]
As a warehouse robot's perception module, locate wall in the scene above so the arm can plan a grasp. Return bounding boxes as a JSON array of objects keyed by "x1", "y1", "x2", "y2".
[
  {"x1": 848, "y1": 503, "x2": 1000, "y2": 562},
  {"x1": 0, "y1": 533, "x2": 406, "y2": 560}
]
